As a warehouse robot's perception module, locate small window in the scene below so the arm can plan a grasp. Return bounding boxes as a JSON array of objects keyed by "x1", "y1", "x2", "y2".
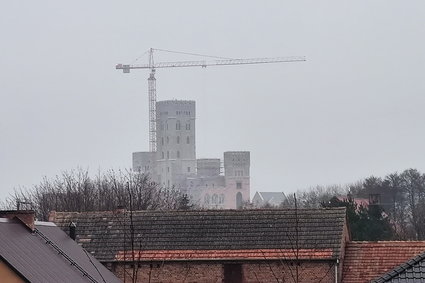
[
  {"x1": 161, "y1": 137, "x2": 164, "y2": 145},
  {"x1": 167, "y1": 151, "x2": 169, "y2": 159},
  {"x1": 236, "y1": 182, "x2": 242, "y2": 189},
  {"x1": 166, "y1": 136, "x2": 169, "y2": 144},
  {"x1": 186, "y1": 123, "x2": 190, "y2": 130},
  {"x1": 219, "y1": 194, "x2": 225, "y2": 204},
  {"x1": 212, "y1": 194, "x2": 218, "y2": 204},
  {"x1": 176, "y1": 120, "x2": 181, "y2": 130},
  {"x1": 186, "y1": 136, "x2": 190, "y2": 144},
  {"x1": 166, "y1": 123, "x2": 168, "y2": 130},
  {"x1": 161, "y1": 152, "x2": 164, "y2": 159},
  {"x1": 187, "y1": 167, "x2": 191, "y2": 172},
  {"x1": 236, "y1": 192, "x2": 243, "y2": 209},
  {"x1": 177, "y1": 151, "x2": 180, "y2": 158},
  {"x1": 204, "y1": 194, "x2": 210, "y2": 205},
  {"x1": 167, "y1": 167, "x2": 170, "y2": 172},
  {"x1": 167, "y1": 180, "x2": 170, "y2": 187},
  {"x1": 177, "y1": 136, "x2": 180, "y2": 144},
  {"x1": 224, "y1": 264, "x2": 242, "y2": 283}
]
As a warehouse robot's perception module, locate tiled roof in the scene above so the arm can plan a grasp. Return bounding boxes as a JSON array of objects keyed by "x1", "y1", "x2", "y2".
[
  {"x1": 372, "y1": 251, "x2": 425, "y2": 282},
  {"x1": 0, "y1": 218, "x2": 120, "y2": 283},
  {"x1": 51, "y1": 208, "x2": 347, "y2": 262},
  {"x1": 115, "y1": 248, "x2": 334, "y2": 261},
  {"x1": 342, "y1": 241, "x2": 425, "y2": 283}
]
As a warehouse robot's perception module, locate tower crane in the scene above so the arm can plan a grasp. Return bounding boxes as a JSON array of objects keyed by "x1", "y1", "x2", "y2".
[{"x1": 116, "y1": 48, "x2": 305, "y2": 152}]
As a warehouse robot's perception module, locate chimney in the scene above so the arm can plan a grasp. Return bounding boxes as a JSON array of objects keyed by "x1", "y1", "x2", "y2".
[
  {"x1": 69, "y1": 222, "x2": 76, "y2": 240},
  {"x1": 114, "y1": 205, "x2": 126, "y2": 214},
  {"x1": 0, "y1": 210, "x2": 35, "y2": 231},
  {"x1": 48, "y1": 210, "x2": 57, "y2": 222}
]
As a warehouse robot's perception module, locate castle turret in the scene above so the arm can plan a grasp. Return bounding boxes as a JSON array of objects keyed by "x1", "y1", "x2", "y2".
[
  {"x1": 156, "y1": 100, "x2": 196, "y2": 190},
  {"x1": 224, "y1": 151, "x2": 250, "y2": 209}
]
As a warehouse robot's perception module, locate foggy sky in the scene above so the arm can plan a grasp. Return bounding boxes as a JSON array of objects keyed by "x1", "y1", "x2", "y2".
[{"x1": 1, "y1": 1, "x2": 425, "y2": 200}]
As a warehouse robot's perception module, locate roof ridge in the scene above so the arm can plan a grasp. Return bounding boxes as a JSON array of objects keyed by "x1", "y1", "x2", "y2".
[{"x1": 55, "y1": 207, "x2": 346, "y2": 214}]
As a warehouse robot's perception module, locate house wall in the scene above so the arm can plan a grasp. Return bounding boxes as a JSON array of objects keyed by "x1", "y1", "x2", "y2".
[
  {"x1": 112, "y1": 260, "x2": 337, "y2": 283},
  {"x1": 0, "y1": 260, "x2": 25, "y2": 283}
]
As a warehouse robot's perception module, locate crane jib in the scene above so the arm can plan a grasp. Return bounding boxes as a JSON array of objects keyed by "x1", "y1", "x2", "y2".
[{"x1": 116, "y1": 52, "x2": 305, "y2": 152}]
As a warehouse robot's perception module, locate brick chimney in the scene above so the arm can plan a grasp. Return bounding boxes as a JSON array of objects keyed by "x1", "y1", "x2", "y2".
[{"x1": 0, "y1": 210, "x2": 35, "y2": 231}]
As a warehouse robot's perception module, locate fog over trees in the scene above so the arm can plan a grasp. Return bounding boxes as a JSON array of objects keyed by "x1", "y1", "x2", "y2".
[
  {"x1": 261, "y1": 168, "x2": 425, "y2": 241},
  {"x1": 3, "y1": 169, "x2": 189, "y2": 221},
  {"x1": 3, "y1": 167, "x2": 425, "y2": 240}
]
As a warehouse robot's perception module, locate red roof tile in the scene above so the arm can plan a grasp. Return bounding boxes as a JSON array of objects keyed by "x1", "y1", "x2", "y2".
[
  {"x1": 342, "y1": 241, "x2": 425, "y2": 283},
  {"x1": 115, "y1": 248, "x2": 334, "y2": 261}
]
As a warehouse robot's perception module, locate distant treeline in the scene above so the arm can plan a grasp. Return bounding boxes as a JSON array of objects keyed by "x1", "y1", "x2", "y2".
[
  {"x1": 4, "y1": 167, "x2": 425, "y2": 240},
  {"x1": 256, "y1": 168, "x2": 425, "y2": 241}
]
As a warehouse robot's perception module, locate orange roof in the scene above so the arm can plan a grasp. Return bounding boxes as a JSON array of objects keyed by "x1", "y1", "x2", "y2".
[
  {"x1": 115, "y1": 248, "x2": 334, "y2": 261},
  {"x1": 342, "y1": 241, "x2": 425, "y2": 283}
]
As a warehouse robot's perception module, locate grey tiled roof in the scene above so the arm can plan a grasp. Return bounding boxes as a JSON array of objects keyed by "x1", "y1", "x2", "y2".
[
  {"x1": 372, "y1": 251, "x2": 425, "y2": 283},
  {"x1": 52, "y1": 208, "x2": 347, "y2": 262},
  {"x1": 0, "y1": 218, "x2": 120, "y2": 283}
]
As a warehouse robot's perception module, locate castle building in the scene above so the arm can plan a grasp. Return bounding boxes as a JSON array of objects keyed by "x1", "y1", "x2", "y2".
[{"x1": 132, "y1": 100, "x2": 250, "y2": 209}]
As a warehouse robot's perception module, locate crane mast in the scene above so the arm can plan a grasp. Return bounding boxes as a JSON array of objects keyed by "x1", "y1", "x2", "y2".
[
  {"x1": 148, "y1": 69, "x2": 156, "y2": 152},
  {"x1": 116, "y1": 48, "x2": 305, "y2": 153}
]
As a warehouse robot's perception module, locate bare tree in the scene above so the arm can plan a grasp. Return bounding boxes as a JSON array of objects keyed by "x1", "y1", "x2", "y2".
[{"x1": 4, "y1": 168, "x2": 191, "y2": 220}]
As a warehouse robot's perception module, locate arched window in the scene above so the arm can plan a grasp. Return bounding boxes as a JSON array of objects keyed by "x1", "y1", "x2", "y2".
[
  {"x1": 236, "y1": 192, "x2": 243, "y2": 209},
  {"x1": 204, "y1": 194, "x2": 210, "y2": 205},
  {"x1": 219, "y1": 194, "x2": 225, "y2": 204},
  {"x1": 176, "y1": 120, "x2": 181, "y2": 130},
  {"x1": 212, "y1": 194, "x2": 218, "y2": 204}
]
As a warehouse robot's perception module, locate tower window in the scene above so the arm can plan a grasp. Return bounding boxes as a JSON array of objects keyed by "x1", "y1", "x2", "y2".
[
  {"x1": 166, "y1": 136, "x2": 169, "y2": 144},
  {"x1": 161, "y1": 152, "x2": 164, "y2": 159},
  {"x1": 186, "y1": 123, "x2": 190, "y2": 130},
  {"x1": 177, "y1": 151, "x2": 180, "y2": 158},
  {"x1": 177, "y1": 136, "x2": 180, "y2": 144},
  {"x1": 176, "y1": 120, "x2": 181, "y2": 130},
  {"x1": 161, "y1": 137, "x2": 164, "y2": 145},
  {"x1": 186, "y1": 136, "x2": 190, "y2": 144},
  {"x1": 167, "y1": 167, "x2": 170, "y2": 172},
  {"x1": 212, "y1": 194, "x2": 218, "y2": 204},
  {"x1": 236, "y1": 182, "x2": 242, "y2": 189},
  {"x1": 167, "y1": 151, "x2": 169, "y2": 159},
  {"x1": 187, "y1": 167, "x2": 191, "y2": 172},
  {"x1": 219, "y1": 194, "x2": 224, "y2": 204}
]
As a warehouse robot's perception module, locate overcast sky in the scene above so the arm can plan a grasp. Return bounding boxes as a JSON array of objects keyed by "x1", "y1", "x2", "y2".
[{"x1": 1, "y1": 1, "x2": 425, "y2": 200}]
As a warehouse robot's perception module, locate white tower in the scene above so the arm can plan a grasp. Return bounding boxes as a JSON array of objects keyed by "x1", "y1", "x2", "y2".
[
  {"x1": 224, "y1": 151, "x2": 250, "y2": 209},
  {"x1": 156, "y1": 100, "x2": 196, "y2": 190}
]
